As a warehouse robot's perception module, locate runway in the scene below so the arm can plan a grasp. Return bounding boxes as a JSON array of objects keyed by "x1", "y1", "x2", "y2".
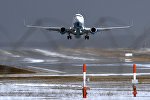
[{"x1": 0, "y1": 48, "x2": 150, "y2": 75}]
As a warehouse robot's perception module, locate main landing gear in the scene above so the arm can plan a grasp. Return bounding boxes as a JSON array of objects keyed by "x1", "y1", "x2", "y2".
[
  {"x1": 67, "y1": 35, "x2": 72, "y2": 39},
  {"x1": 85, "y1": 35, "x2": 89, "y2": 40},
  {"x1": 67, "y1": 35, "x2": 89, "y2": 40}
]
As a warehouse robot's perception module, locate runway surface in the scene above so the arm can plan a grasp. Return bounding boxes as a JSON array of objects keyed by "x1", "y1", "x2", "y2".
[{"x1": 0, "y1": 48, "x2": 150, "y2": 75}]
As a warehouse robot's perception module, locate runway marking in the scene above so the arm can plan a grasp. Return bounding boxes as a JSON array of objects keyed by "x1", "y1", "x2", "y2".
[
  {"x1": 23, "y1": 58, "x2": 59, "y2": 64},
  {"x1": 27, "y1": 66, "x2": 66, "y2": 73},
  {"x1": 34, "y1": 49, "x2": 98, "y2": 61},
  {"x1": 125, "y1": 59, "x2": 132, "y2": 62},
  {"x1": 0, "y1": 73, "x2": 150, "y2": 77},
  {"x1": 23, "y1": 58, "x2": 44, "y2": 63},
  {"x1": 35, "y1": 73, "x2": 150, "y2": 77}
]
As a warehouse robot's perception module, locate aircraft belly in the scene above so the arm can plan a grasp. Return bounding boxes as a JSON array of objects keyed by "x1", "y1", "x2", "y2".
[{"x1": 75, "y1": 29, "x2": 81, "y2": 38}]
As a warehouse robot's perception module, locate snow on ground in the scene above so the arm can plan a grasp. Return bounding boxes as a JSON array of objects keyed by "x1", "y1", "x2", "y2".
[{"x1": 0, "y1": 81, "x2": 150, "y2": 100}]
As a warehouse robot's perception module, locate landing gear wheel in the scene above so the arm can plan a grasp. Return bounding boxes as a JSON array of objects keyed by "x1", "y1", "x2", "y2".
[
  {"x1": 67, "y1": 35, "x2": 72, "y2": 39},
  {"x1": 85, "y1": 35, "x2": 89, "y2": 40}
]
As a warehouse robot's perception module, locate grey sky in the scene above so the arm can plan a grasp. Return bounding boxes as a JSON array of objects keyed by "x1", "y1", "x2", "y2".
[{"x1": 0, "y1": 0, "x2": 150, "y2": 48}]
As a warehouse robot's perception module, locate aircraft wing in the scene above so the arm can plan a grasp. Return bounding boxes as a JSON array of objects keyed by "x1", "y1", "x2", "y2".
[
  {"x1": 96, "y1": 25, "x2": 131, "y2": 31},
  {"x1": 26, "y1": 25, "x2": 61, "y2": 32},
  {"x1": 84, "y1": 25, "x2": 131, "y2": 35}
]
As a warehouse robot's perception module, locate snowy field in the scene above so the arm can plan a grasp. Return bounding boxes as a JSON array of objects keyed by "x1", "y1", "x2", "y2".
[{"x1": 0, "y1": 80, "x2": 150, "y2": 100}]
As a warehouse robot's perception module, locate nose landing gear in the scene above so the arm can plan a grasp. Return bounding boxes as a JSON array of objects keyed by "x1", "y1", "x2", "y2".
[
  {"x1": 67, "y1": 35, "x2": 89, "y2": 40},
  {"x1": 85, "y1": 35, "x2": 89, "y2": 40},
  {"x1": 67, "y1": 35, "x2": 72, "y2": 39}
]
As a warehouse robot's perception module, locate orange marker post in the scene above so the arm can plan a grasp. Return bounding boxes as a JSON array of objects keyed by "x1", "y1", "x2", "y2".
[
  {"x1": 132, "y1": 64, "x2": 138, "y2": 84},
  {"x1": 132, "y1": 64, "x2": 138, "y2": 97},
  {"x1": 133, "y1": 64, "x2": 136, "y2": 80},
  {"x1": 83, "y1": 64, "x2": 87, "y2": 98}
]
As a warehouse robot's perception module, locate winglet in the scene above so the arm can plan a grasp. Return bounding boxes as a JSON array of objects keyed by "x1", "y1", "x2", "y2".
[
  {"x1": 23, "y1": 19, "x2": 27, "y2": 26},
  {"x1": 23, "y1": 19, "x2": 31, "y2": 27},
  {"x1": 131, "y1": 20, "x2": 133, "y2": 27}
]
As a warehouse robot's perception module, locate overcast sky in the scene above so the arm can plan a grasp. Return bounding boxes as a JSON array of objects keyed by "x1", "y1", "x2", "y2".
[{"x1": 0, "y1": 0, "x2": 150, "y2": 49}]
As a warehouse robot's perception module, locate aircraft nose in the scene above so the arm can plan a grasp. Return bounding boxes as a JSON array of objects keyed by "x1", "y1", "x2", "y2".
[
  {"x1": 74, "y1": 16, "x2": 84, "y2": 24},
  {"x1": 74, "y1": 22, "x2": 82, "y2": 28},
  {"x1": 75, "y1": 17, "x2": 80, "y2": 22}
]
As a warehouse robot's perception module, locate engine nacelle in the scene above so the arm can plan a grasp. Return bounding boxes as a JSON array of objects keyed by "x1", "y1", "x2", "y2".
[
  {"x1": 90, "y1": 27, "x2": 97, "y2": 34},
  {"x1": 60, "y1": 27, "x2": 66, "y2": 34}
]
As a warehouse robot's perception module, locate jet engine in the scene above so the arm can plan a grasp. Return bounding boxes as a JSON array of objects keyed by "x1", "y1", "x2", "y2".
[
  {"x1": 60, "y1": 27, "x2": 66, "y2": 34},
  {"x1": 90, "y1": 27, "x2": 97, "y2": 34}
]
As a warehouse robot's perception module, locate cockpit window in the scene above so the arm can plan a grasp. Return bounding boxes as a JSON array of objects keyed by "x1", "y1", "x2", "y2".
[{"x1": 75, "y1": 14, "x2": 83, "y2": 17}]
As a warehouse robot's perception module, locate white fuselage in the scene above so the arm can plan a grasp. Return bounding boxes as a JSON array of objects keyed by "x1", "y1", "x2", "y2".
[{"x1": 72, "y1": 14, "x2": 85, "y2": 38}]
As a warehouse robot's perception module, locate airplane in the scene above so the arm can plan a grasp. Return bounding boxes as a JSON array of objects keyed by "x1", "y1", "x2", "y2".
[{"x1": 25, "y1": 14, "x2": 132, "y2": 40}]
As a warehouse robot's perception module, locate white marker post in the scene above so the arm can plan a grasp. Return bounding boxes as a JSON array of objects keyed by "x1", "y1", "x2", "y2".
[
  {"x1": 132, "y1": 64, "x2": 138, "y2": 97},
  {"x1": 82, "y1": 64, "x2": 87, "y2": 98},
  {"x1": 132, "y1": 64, "x2": 138, "y2": 84}
]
